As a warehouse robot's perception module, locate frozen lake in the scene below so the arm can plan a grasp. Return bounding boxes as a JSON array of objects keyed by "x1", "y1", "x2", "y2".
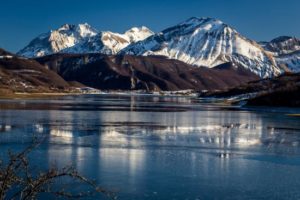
[{"x1": 1, "y1": 94, "x2": 300, "y2": 199}]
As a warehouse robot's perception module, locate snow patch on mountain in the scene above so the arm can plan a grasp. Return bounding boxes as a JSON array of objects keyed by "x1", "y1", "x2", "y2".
[
  {"x1": 66, "y1": 27, "x2": 154, "y2": 55},
  {"x1": 121, "y1": 17, "x2": 281, "y2": 78},
  {"x1": 125, "y1": 26, "x2": 154, "y2": 43},
  {"x1": 260, "y1": 36, "x2": 300, "y2": 72},
  {"x1": 262, "y1": 36, "x2": 300, "y2": 55},
  {"x1": 276, "y1": 51, "x2": 300, "y2": 72},
  {"x1": 18, "y1": 23, "x2": 98, "y2": 58},
  {"x1": 18, "y1": 17, "x2": 294, "y2": 78},
  {"x1": 18, "y1": 24, "x2": 153, "y2": 57}
]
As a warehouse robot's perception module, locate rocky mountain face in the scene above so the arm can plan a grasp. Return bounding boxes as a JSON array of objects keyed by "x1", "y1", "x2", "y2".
[
  {"x1": 260, "y1": 36, "x2": 300, "y2": 73},
  {"x1": 275, "y1": 52, "x2": 300, "y2": 73},
  {"x1": 36, "y1": 53, "x2": 259, "y2": 91},
  {"x1": 261, "y1": 36, "x2": 300, "y2": 55},
  {"x1": 17, "y1": 24, "x2": 153, "y2": 58},
  {"x1": 121, "y1": 17, "x2": 282, "y2": 78},
  {"x1": 67, "y1": 26, "x2": 154, "y2": 55},
  {"x1": 18, "y1": 24, "x2": 98, "y2": 58},
  {"x1": 18, "y1": 17, "x2": 300, "y2": 79},
  {"x1": 0, "y1": 49, "x2": 70, "y2": 93}
]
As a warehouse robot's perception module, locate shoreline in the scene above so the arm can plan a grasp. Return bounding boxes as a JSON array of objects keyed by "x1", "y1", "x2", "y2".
[
  {"x1": 1, "y1": 92, "x2": 300, "y2": 113},
  {"x1": 0, "y1": 92, "x2": 81, "y2": 99},
  {"x1": 0, "y1": 90, "x2": 199, "y2": 99}
]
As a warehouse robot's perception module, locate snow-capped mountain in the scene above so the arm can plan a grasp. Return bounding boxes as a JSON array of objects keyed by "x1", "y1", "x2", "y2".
[
  {"x1": 275, "y1": 52, "x2": 300, "y2": 72},
  {"x1": 18, "y1": 24, "x2": 153, "y2": 57},
  {"x1": 260, "y1": 36, "x2": 300, "y2": 72},
  {"x1": 121, "y1": 17, "x2": 282, "y2": 78},
  {"x1": 18, "y1": 23, "x2": 98, "y2": 58},
  {"x1": 124, "y1": 26, "x2": 154, "y2": 43},
  {"x1": 19, "y1": 17, "x2": 300, "y2": 78},
  {"x1": 260, "y1": 36, "x2": 300, "y2": 55},
  {"x1": 66, "y1": 26, "x2": 154, "y2": 55}
]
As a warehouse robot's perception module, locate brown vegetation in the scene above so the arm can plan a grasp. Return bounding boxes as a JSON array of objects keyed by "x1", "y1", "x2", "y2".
[
  {"x1": 0, "y1": 142, "x2": 114, "y2": 200},
  {"x1": 0, "y1": 49, "x2": 73, "y2": 94},
  {"x1": 36, "y1": 53, "x2": 259, "y2": 91},
  {"x1": 247, "y1": 85, "x2": 300, "y2": 107},
  {"x1": 201, "y1": 72, "x2": 300, "y2": 107}
]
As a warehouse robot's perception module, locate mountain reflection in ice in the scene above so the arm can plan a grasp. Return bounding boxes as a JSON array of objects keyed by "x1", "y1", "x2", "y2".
[
  {"x1": 1, "y1": 95, "x2": 300, "y2": 199},
  {"x1": 22, "y1": 108, "x2": 298, "y2": 152},
  {"x1": 0, "y1": 95, "x2": 300, "y2": 151},
  {"x1": 44, "y1": 121, "x2": 299, "y2": 149},
  {"x1": 0, "y1": 95, "x2": 300, "y2": 200}
]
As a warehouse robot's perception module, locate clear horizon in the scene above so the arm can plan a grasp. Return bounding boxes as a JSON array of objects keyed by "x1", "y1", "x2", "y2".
[{"x1": 1, "y1": 0, "x2": 299, "y2": 52}]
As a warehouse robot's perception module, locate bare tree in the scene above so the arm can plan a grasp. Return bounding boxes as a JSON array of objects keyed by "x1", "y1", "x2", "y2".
[{"x1": 0, "y1": 142, "x2": 115, "y2": 200}]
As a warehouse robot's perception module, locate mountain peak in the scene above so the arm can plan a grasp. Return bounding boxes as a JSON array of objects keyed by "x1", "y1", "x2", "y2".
[
  {"x1": 161, "y1": 17, "x2": 229, "y2": 37},
  {"x1": 18, "y1": 22, "x2": 154, "y2": 58},
  {"x1": 124, "y1": 26, "x2": 154, "y2": 43},
  {"x1": 125, "y1": 26, "x2": 152, "y2": 33},
  {"x1": 262, "y1": 35, "x2": 300, "y2": 55},
  {"x1": 178, "y1": 17, "x2": 226, "y2": 30},
  {"x1": 181, "y1": 17, "x2": 223, "y2": 25},
  {"x1": 18, "y1": 23, "x2": 98, "y2": 57},
  {"x1": 16, "y1": 17, "x2": 293, "y2": 78},
  {"x1": 53, "y1": 23, "x2": 98, "y2": 37},
  {"x1": 122, "y1": 17, "x2": 281, "y2": 78},
  {"x1": 76, "y1": 23, "x2": 98, "y2": 37},
  {"x1": 57, "y1": 24, "x2": 76, "y2": 31},
  {"x1": 270, "y1": 36, "x2": 294, "y2": 43},
  {"x1": 260, "y1": 35, "x2": 300, "y2": 72}
]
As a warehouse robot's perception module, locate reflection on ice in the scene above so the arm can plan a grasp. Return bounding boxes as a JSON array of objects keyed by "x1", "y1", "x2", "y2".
[
  {"x1": 0, "y1": 124, "x2": 12, "y2": 132},
  {"x1": 29, "y1": 120, "x2": 300, "y2": 149},
  {"x1": 34, "y1": 124, "x2": 44, "y2": 133},
  {"x1": 99, "y1": 148, "x2": 146, "y2": 179},
  {"x1": 2, "y1": 118, "x2": 299, "y2": 150},
  {"x1": 235, "y1": 138, "x2": 261, "y2": 146},
  {"x1": 219, "y1": 153, "x2": 230, "y2": 159},
  {"x1": 50, "y1": 129, "x2": 74, "y2": 138},
  {"x1": 1, "y1": 95, "x2": 300, "y2": 200},
  {"x1": 1, "y1": 94, "x2": 300, "y2": 152}
]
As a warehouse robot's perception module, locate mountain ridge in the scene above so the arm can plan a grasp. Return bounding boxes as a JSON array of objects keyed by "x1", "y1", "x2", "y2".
[
  {"x1": 121, "y1": 17, "x2": 281, "y2": 78},
  {"x1": 0, "y1": 50, "x2": 71, "y2": 93},
  {"x1": 18, "y1": 23, "x2": 154, "y2": 58},
  {"x1": 35, "y1": 53, "x2": 259, "y2": 91},
  {"x1": 17, "y1": 17, "x2": 300, "y2": 78},
  {"x1": 260, "y1": 36, "x2": 300, "y2": 73}
]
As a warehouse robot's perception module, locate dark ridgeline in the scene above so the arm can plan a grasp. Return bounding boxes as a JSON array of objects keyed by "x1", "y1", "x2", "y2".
[
  {"x1": 201, "y1": 71, "x2": 300, "y2": 107},
  {"x1": 36, "y1": 53, "x2": 259, "y2": 91},
  {"x1": 8, "y1": 17, "x2": 300, "y2": 98},
  {"x1": 0, "y1": 49, "x2": 69, "y2": 93},
  {"x1": 2, "y1": 47, "x2": 299, "y2": 107},
  {"x1": 245, "y1": 73, "x2": 300, "y2": 107}
]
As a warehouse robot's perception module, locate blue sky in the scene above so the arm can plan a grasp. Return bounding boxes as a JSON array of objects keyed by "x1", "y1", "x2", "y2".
[{"x1": 0, "y1": 0, "x2": 299, "y2": 52}]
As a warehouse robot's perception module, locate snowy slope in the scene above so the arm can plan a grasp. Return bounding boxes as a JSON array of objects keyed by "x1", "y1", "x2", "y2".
[
  {"x1": 121, "y1": 17, "x2": 282, "y2": 78},
  {"x1": 18, "y1": 23, "x2": 98, "y2": 58},
  {"x1": 124, "y1": 26, "x2": 154, "y2": 43},
  {"x1": 18, "y1": 24, "x2": 153, "y2": 57},
  {"x1": 66, "y1": 26, "x2": 154, "y2": 55},
  {"x1": 275, "y1": 51, "x2": 300, "y2": 72},
  {"x1": 260, "y1": 36, "x2": 300, "y2": 72},
  {"x1": 261, "y1": 36, "x2": 300, "y2": 55}
]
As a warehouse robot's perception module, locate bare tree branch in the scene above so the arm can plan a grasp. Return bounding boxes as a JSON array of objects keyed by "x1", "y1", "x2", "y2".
[{"x1": 0, "y1": 141, "x2": 115, "y2": 200}]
